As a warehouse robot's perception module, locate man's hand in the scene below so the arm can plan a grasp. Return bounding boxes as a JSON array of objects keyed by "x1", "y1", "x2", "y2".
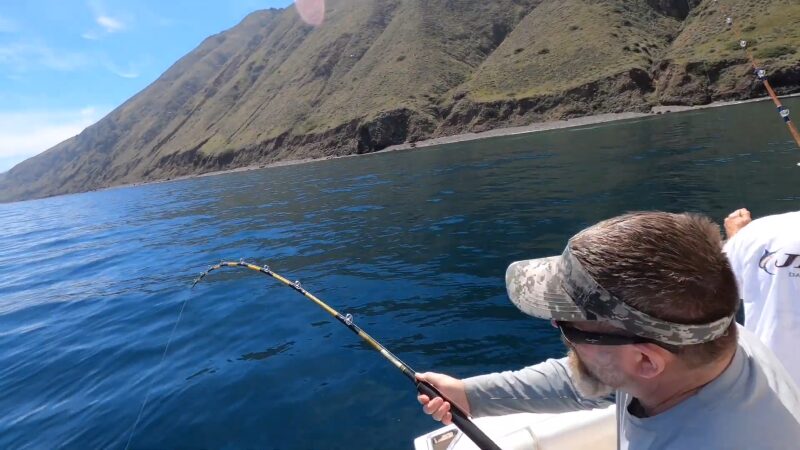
[
  {"x1": 724, "y1": 208, "x2": 752, "y2": 240},
  {"x1": 416, "y1": 372, "x2": 470, "y2": 425}
]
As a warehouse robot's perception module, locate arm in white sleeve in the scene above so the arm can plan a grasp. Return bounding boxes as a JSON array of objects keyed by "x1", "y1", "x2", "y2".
[{"x1": 463, "y1": 357, "x2": 614, "y2": 417}]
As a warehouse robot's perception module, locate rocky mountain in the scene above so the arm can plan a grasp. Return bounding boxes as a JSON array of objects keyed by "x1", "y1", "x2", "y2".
[{"x1": 2, "y1": 0, "x2": 798, "y2": 202}]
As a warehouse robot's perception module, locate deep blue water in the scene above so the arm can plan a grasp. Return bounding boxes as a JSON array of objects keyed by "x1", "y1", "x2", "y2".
[{"x1": 1, "y1": 98, "x2": 798, "y2": 449}]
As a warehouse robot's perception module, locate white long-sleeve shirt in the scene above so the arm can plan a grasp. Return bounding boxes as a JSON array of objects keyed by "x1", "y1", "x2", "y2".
[{"x1": 724, "y1": 211, "x2": 800, "y2": 386}]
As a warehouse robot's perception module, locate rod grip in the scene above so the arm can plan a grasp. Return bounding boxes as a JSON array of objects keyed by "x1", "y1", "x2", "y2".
[{"x1": 416, "y1": 379, "x2": 502, "y2": 450}]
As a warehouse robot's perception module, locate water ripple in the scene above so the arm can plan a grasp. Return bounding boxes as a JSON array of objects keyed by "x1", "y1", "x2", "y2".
[{"x1": 0, "y1": 98, "x2": 797, "y2": 449}]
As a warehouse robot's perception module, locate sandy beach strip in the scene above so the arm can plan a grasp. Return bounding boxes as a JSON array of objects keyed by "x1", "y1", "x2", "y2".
[
  {"x1": 384, "y1": 93, "x2": 800, "y2": 153},
  {"x1": 382, "y1": 112, "x2": 650, "y2": 153}
]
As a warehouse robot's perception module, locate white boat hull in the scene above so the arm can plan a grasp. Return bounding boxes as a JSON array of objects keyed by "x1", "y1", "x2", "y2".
[{"x1": 413, "y1": 406, "x2": 616, "y2": 450}]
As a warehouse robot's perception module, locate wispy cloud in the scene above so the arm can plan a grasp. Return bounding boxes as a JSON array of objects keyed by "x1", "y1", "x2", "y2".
[
  {"x1": 83, "y1": 0, "x2": 129, "y2": 39},
  {"x1": 96, "y1": 15, "x2": 125, "y2": 33},
  {"x1": 81, "y1": 30, "x2": 101, "y2": 40},
  {"x1": 0, "y1": 107, "x2": 110, "y2": 172},
  {"x1": 0, "y1": 15, "x2": 18, "y2": 33},
  {"x1": 104, "y1": 60, "x2": 140, "y2": 79},
  {"x1": 0, "y1": 41, "x2": 90, "y2": 72},
  {"x1": 0, "y1": 40, "x2": 147, "y2": 79}
]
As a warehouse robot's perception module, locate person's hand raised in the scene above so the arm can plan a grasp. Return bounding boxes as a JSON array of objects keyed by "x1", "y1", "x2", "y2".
[{"x1": 725, "y1": 208, "x2": 752, "y2": 240}]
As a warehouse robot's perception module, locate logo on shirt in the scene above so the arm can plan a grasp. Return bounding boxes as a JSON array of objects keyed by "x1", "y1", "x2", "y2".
[{"x1": 759, "y1": 249, "x2": 800, "y2": 276}]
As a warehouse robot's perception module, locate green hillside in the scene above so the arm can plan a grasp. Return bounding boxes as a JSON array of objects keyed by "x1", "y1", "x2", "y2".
[
  {"x1": 1, "y1": 0, "x2": 798, "y2": 202},
  {"x1": 657, "y1": 0, "x2": 800, "y2": 103},
  {"x1": 464, "y1": 0, "x2": 680, "y2": 101}
]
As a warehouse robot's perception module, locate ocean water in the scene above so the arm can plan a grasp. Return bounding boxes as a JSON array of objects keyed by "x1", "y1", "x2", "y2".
[{"x1": 1, "y1": 97, "x2": 798, "y2": 449}]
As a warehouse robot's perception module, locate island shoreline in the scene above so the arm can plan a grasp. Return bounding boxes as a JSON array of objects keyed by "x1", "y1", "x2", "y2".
[{"x1": 79, "y1": 92, "x2": 800, "y2": 196}]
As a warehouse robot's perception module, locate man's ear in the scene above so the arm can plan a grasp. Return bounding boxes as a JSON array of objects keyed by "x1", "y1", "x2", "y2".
[{"x1": 631, "y1": 343, "x2": 671, "y2": 379}]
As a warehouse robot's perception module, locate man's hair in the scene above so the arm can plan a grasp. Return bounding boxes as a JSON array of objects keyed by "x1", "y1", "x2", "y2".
[{"x1": 570, "y1": 212, "x2": 739, "y2": 367}]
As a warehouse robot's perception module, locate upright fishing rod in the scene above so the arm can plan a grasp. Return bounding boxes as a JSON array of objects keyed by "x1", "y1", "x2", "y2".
[
  {"x1": 721, "y1": 6, "x2": 800, "y2": 163},
  {"x1": 193, "y1": 261, "x2": 503, "y2": 450}
]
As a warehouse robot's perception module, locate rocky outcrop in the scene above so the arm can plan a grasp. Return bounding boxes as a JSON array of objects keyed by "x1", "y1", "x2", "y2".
[
  {"x1": 645, "y1": 0, "x2": 700, "y2": 19},
  {"x1": 653, "y1": 60, "x2": 800, "y2": 105},
  {"x1": 438, "y1": 69, "x2": 655, "y2": 135},
  {"x1": 116, "y1": 109, "x2": 439, "y2": 182}
]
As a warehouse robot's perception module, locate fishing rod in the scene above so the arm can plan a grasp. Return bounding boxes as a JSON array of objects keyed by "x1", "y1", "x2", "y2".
[
  {"x1": 721, "y1": 6, "x2": 800, "y2": 163},
  {"x1": 192, "y1": 261, "x2": 503, "y2": 450}
]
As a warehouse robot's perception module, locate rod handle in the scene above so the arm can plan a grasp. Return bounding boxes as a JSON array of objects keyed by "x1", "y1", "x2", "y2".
[{"x1": 416, "y1": 379, "x2": 502, "y2": 450}]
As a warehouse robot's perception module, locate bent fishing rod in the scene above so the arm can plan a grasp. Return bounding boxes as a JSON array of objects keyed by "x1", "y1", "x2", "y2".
[{"x1": 192, "y1": 261, "x2": 503, "y2": 450}]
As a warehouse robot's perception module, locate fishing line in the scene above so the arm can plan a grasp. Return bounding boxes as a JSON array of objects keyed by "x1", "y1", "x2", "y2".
[
  {"x1": 191, "y1": 260, "x2": 503, "y2": 450},
  {"x1": 123, "y1": 294, "x2": 192, "y2": 450},
  {"x1": 123, "y1": 7, "x2": 800, "y2": 450}
]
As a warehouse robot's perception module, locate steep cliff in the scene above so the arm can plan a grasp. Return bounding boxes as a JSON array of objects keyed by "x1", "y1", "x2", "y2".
[{"x1": 1, "y1": 0, "x2": 798, "y2": 202}]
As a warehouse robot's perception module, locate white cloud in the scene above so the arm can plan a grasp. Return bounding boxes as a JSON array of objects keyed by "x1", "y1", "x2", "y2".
[
  {"x1": 104, "y1": 60, "x2": 140, "y2": 79},
  {"x1": 82, "y1": 15, "x2": 128, "y2": 39},
  {"x1": 83, "y1": 0, "x2": 130, "y2": 38},
  {"x1": 96, "y1": 15, "x2": 125, "y2": 33},
  {"x1": 0, "y1": 41, "x2": 89, "y2": 72},
  {"x1": 0, "y1": 107, "x2": 111, "y2": 172}
]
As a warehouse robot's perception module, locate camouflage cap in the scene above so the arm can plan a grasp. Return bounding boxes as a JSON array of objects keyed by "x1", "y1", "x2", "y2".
[{"x1": 505, "y1": 242, "x2": 734, "y2": 346}]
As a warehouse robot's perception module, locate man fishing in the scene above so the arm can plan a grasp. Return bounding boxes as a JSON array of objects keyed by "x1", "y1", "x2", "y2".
[{"x1": 417, "y1": 212, "x2": 800, "y2": 448}]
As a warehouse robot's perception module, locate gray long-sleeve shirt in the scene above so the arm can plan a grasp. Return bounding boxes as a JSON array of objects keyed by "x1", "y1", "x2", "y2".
[{"x1": 464, "y1": 326, "x2": 800, "y2": 449}]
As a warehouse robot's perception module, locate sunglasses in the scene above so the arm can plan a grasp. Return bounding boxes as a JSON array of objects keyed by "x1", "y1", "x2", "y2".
[{"x1": 556, "y1": 321, "x2": 678, "y2": 352}]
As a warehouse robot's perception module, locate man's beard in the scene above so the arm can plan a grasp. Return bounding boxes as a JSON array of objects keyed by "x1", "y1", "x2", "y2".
[{"x1": 566, "y1": 347, "x2": 616, "y2": 399}]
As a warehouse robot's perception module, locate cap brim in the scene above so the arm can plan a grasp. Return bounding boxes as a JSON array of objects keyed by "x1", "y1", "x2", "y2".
[{"x1": 505, "y1": 256, "x2": 587, "y2": 321}]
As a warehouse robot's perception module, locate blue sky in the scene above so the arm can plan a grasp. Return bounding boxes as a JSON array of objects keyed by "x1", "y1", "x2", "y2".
[{"x1": 0, "y1": 0, "x2": 293, "y2": 172}]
